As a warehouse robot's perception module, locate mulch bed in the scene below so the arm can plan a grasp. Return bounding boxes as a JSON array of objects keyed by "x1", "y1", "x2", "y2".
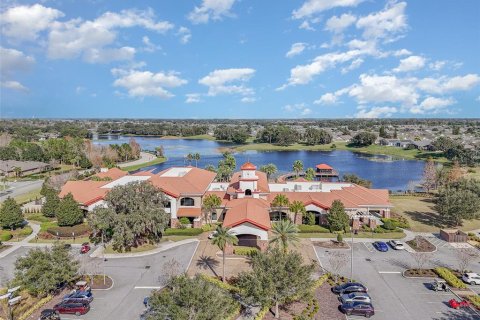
[
  {"x1": 83, "y1": 275, "x2": 114, "y2": 289},
  {"x1": 263, "y1": 301, "x2": 309, "y2": 320},
  {"x1": 313, "y1": 240, "x2": 349, "y2": 249},
  {"x1": 314, "y1": 283, "x2": 345, "y2": 320},
  {"x1": 404, "y1": 268, "x2": 437, "y2": 277},
  {"x1": 27, "y1": 288, "x2": 70, "y2": 320},
  {"x1": 406, "y1": 236, "x2": 435, "y2": 252}
]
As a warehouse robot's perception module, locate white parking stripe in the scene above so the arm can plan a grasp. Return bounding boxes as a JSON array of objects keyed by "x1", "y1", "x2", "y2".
[
  {"x1": 134, "y1": 286, "x2": 162, "y2": 289},
  {"x1": 378, "y1": 271, "x2": 401, "y2": 274}
]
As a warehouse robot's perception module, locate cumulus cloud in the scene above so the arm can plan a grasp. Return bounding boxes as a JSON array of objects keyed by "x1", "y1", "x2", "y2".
[
  {"x1": 355, "y1": 106, "x2": 397, "y2": 118},
  {"x1": 177, "y1": 27, "x2": 192, "y2": 44},
  {"x1": 417, "y1": 74, "x2": 480, "y2": 94},
  {"x1": 293, "y1": 0, "x2": 363, "y2": 20},
  {"x1": 188, "y1": 0, "x2": 236, "y2": 24},
  {"x1": 142, "y1": 36, "x2": 161, "y2": 52},
  {"x1": 341, "y1": 58, "x2": 364, "y2": 74},
  {"x1": 356, "y1": 1, "x2": 407, "y2": 41},
  {"x1": 314, "y1": 92, "x2": 340, "y2": 105},
  {"x1": 112, "y1": 68, "x2": 187, "y2": 98},
  {"x1": 325, "y1": 13, "x2": 356, "y2": 33},
  {"x1": 1, "y1": 80, "x2": 28, "y2": 92},
  {"x1": 241, "y1": 96, "x2": 256, "y2": 103},
  {"x1": 286, "y1": 43, "x2": 307, "y2": 58},
  {"x1": 393, "y1": 49, "x2": 412, "y2": 57},
  {"x1": 1, "y1": 4, "x2": 64, "y2": 41},
  {"x1": 0, "y1": 47, "x2": 35, "y2": 91},
  {"x1": 185, "y1": 93, "x2": 201, "y2": 103},
  {"x1": 199, "y1": 68, "x2": 255, "y2": 96},
  {"x1": 299, "y1": 20, "x2": 315, "y2": 31},
  {"x1": 283, "y1": 103, "x2": 312, "y2": 116},
  {"x1": 47, "y1": 9, "x2": 173, "y2": 63},
  {"x1": 393, "y1": 55, "x2": 426, "y2": 73},
  {"x1": 429, "y1": 60, "x2": 446, "y2": 71},
  {"x1": 410, "y1": 96, "x2": 456, "y2": 114}
]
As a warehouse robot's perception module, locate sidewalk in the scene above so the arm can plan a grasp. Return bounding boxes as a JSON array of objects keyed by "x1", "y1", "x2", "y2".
[
  {"x1": 0, "y1": 221, "x2": 41, "y2": 258},
  {"x1": 90, "y1": 238, "x2": 199, "y2": 259}
]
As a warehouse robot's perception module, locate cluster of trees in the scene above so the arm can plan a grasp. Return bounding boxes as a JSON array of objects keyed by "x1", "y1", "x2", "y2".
[
  {"x1": 88, "y1": 181, "x2": 170, "y2": 252},
  {"x1": 84, "y1": 138, "x2": 140, "y2": 168},
  {"x1": 0, "y1": 197, "x2": 24, "y2": 230},
  {"x1": 185, "y1": 153, "x2": 201, "y2": 166},
  {"x1": 97, "y1": 122, "x2": 209, "y2": 137},
  {"x1": 342, "y1": 173, "x2": 372, "y2": 188},
  {"x1": 109, "y1": 139, "x2": 141, "y2": 162},
  {"x1": 0, "y1": 120, "x2": 91, "y2": 140},
  {"x1": 210, "y1": 153, "x2": 237, "y2": 182},
  {"x1": 256, "y1": 125, "x2": 333, "y2": 147},
  {"x1": 42, "y1": 186, "x2": 84, "y2": 226},
  {"x1": 350, "y1": 132, "x2": 377, "y2": 146},
  {"x1": 214, "y1": 125, "x2": 250, "y2": 143},
  {"x1": 304, "y1": 127, "x2": 333, "y2": 145},
  {"x1": 432, "y1": 136, "x2": 479, "y2": 166}
]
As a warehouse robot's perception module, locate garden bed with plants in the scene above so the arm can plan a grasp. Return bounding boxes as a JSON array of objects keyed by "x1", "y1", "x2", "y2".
[
  {"x1": 82, "y1": 274, "x2": 114, "y2": 290},
  {"x1": 406, "y1": 236, "x2": 436, "y2": 252},
  {"x1": 313, "y1": 240, "x2": 349, "y2": 249},
  {"x1": 404, "y1": 268, "x2": 437, "y2": 278}
]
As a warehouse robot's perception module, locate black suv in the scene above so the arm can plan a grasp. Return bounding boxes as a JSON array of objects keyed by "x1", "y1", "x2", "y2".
[
  {"x1": 332, "y1": 282, "x2": 368, "y2": 294},
  {"x1": 340, "y1": 301, "x2": 375, "y2": 318}
]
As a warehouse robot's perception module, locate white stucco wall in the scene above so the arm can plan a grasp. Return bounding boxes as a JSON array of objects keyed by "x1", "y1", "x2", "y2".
[
  {"x1": 168, "y1": 195, "x2": 178, "y2": 219},
  {"x1": 229, "y1": 222, "x2": 268, "y2": 240},
  {"x1": 305, "y1": 204, "x2": 327, "y2": 214},
  {"x1": 87, "y1": 200, "x2": 107, "y2": 212}
]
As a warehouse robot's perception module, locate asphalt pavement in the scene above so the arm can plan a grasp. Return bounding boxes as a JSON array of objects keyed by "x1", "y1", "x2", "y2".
[{"x1": 0, "y1": 179, "x2": 43, "y2": 202}]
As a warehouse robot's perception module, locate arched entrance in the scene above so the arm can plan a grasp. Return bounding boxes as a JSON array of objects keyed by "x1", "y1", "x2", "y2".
[
  {"x1": 245, "y1": 189, "x2": 252, "y2": 196},
  {"x1": 305, "y1": 210, "x2": 323, "y2": 225}
]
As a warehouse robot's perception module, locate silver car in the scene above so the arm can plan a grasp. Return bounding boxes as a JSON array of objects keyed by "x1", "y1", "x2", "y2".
[
  {"x1": 388, "y1": 240, "x2": 405, "y2": 250},
  {"x1": 339, "y1": 292, "x2": 371, "y2": 304}
]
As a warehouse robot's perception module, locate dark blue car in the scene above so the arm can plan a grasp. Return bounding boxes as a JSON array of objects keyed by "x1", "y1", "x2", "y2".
[{"x1": 373, "y1": 241, "x2": 389, "y2": 252}]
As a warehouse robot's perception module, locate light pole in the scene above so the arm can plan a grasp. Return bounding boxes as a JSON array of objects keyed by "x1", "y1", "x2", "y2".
[{"x1": 350, "y1": 225, "x2": 354, "y2": 282}]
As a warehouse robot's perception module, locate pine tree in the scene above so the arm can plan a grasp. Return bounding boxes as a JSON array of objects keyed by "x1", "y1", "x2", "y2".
[
  {"x1": 42, "y1": 192, "x2": 60, "y2": 218},
  {"x1": 0, "y1": 197, "x2": 24, "y2": 229},
  {"x1": 56, "y1": 193, "x2": 83, "y2": 226},
  {"x1": 327, "y1": 200, "x2": 349, "y2": 232}
]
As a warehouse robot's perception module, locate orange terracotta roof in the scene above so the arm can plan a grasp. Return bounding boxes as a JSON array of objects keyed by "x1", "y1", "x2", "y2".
[
  {"x1": 177, "y1": 207, "x2": 202, "y2": 217},
  {"x1": 223, "y1": 198, "x2": 271, "y2": 230},
  {"x1": 59, "y1": 181, "x2": 109, "y2": 205},
  {"x1": 149, "y1": 167, "x2": 217, "y2": 198},
  {"x1": 227, "y1": 171, "x2": 269, "y2": 194},
  {"x1": 240, "y1": 162, "x2": 257, "y2": 170},
  {"x1": 316, "y1": 164, "x2": 333, "y2": 170},
  {"x1": 93, "y1": 168, "x2": 127, "y2": 180}
]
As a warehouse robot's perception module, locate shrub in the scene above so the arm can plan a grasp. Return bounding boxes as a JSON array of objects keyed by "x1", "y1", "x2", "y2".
[
  {"x1": 234, "y1": 246, "x2": 258, "y2": 256},
  {"x1": 434, "y1": 267, "x2": 467, "y2": 289},
  {"x1": 201, "y1": 223, "x2": 220, "y2": 232},
  {"x1": 298, "y1": 225, "x2": 329, "y2": 233},
  {"x1": 0, "y1": 232, "x2": 12, "y2": 241},
  {"x1": 178, "y1": 217, "x2": 190, "y2": 225},
  {"x1": 198, "y1": 273, "x2": 240, "y2": 293},
  {"x1": 382, "y1": 219, "x2": 396, "y2": 230},
  {"x1": 46, "y1": 224, "x2": 91, "y2": 237},
  {"x1": 19, "y1": 226, "x2": 33, "y2": 236},
  {"x1": 468, "y1": 295, "x2": 480, "y2": 309},
  {"x1": 337, "y1": 233, "x2": 343, "y2": 243},
  {"x1": 163, "y1": 228, "x2": 203, "y2": 236},
  {"x1": 254, "y1": 306, "x2": 271, "y2": 320},
  {"x1": 381, "y1": 217, "x2": 410, "y2": 229}
]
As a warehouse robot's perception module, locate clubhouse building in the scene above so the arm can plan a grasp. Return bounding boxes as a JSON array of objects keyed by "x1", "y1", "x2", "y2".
[{"x1": 60, "y1": 163, "x2": 392, "y2": 249}]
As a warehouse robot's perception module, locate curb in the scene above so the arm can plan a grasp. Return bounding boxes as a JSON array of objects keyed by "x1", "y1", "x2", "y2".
[{"x1": 92, "y1": 239, "x2": 200, "y2": 259}]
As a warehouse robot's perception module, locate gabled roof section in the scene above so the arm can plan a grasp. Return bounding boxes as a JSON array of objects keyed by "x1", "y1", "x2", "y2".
[
  {"x1": 227, "y1": 170, "x2": 269, "y2": 193},
  {"x1": 59, "y1": 181, "x2": 109, "y2": 205},
  {"x1": 223, "y1": 198, "x2": 271, "y2": 230},
  {"x1": 93, "y1": 168, "x2": 127, "y2": 180},
  {"x1": 316, "y1": 163, "x2": 333, "y2": 170}
]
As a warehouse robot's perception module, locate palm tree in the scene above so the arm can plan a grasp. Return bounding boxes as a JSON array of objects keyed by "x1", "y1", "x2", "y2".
[
  {"x1": 271, "y1": 194, "x2": 290, "y2": 221},
  {"x1": 289, "y1": 200, "x2": 306, "y2": 224},
  {"x1": 211, "y1": 226, "x2": 238, "y2": 282},
  {"x1": 186, "y1": 153, "x2": 193, "y2": 165},
  {"x1": 260, "y1": 163, "x2": 277, "y2": 181},
  {"x1": 293, "y1": 160, "x2": 304, "y2": 178},
  {"x1": 194, "y1": 153, "x2": 201, "y2": 167},
  {"x1": 202, "y1": 194, "x2": 222, "y2": 224},
  {"x1": 270, "y1": 220, "x2": 299, "y2": 253},
  {"x1": 13, "y1": 166, "x2": 22, "y2": 178},
  {"x1": 305, "y1": 167, "x2": 315, "y2": 181}
]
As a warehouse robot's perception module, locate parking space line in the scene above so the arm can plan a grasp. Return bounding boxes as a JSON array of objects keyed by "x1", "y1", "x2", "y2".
[
  {"x1": 378, "y1": 271, "x2": 401, "y2": 274},
  {"x1": 134, "y1": 286, "x2": 162, "y2": 289},
  {"x1": 363, "y1": 242, "x2": 374, "y2": 253}
]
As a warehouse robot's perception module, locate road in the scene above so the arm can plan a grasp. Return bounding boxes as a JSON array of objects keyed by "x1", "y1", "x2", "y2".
[
  {"x1": 0, "y1": 179, "x2": 43, "y2": 202},
  {"x1": 117, "y1": 152, "x2": 156, "y2": 168}
]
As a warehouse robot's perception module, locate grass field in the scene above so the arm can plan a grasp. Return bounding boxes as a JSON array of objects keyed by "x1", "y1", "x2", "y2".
[
  {"x1": 29, "y1": 236, "x2": 91, "y2": 244},
  {"x1": 13, "y1": 188, "x2": 42, "y2": 204},
  {"x1": 233, "y1": 141, "x2": 448, "y2": 162},
  {"x1": 104, "y1": 242, "x2": 158, "y2": 254},
  {"x1": 121, "y1": 156, "x2": 167, "y2": 171},
  {"x1": 390, "y1": 195, "x2": 480, "y2": 232}
]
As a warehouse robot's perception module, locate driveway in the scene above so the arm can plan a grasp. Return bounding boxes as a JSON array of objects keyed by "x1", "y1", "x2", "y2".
[
  {"x1": 0, "y1": 179, "x2": 43, "y2": 202},
  {"x1": 314, "y1": 240, "x2": 480, "y2": 320}
]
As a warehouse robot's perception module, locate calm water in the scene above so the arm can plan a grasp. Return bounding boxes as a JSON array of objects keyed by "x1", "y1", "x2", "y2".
[{"x1": 93, "y1": 135, "x2": 425, "y2": 191}]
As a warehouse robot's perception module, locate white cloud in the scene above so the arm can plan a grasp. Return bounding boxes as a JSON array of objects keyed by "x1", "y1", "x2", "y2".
[
  {"x1": 393, "y1": 49, "x2": 412, "y2": 57},
  {"x1": 393, "y1": 55, "x2": 426, "y2": 73},
  {"x1": 188, "y1": 0, "x2": 236, "y2": 24},
  {"x1": 314, "y1": 92, "x2": 339, "y2": 105},
  {"x1": 356, "y1": 1, "x2": 407, "y2": 41},
  {"x1": 112, "y1": 69, "x2": 187, "y2": 98},
  {"x1": 286, "y1": 43, "x2": 307, "y2": 58},
  {"x1": 185, "y1": 93, "x2": 201, "y2": 103},
  {"x1": 283, "y1": 103, "x2": 311, "y2": 116},
  {"x1": 241, "y1": 96, "x2": 256, "y2": 103},
  {"x1": 1, "y1": 4, "x2": 64, "y2": 41},
  {"x1": 1, "y1": 80, "x2": 28, "y2": 91},
  {"x1": 410, "y1": 96, "x2": 456, "y2": 114},
  {"x1": 47, "y1": 9, "x2": 173, "y2": 63},
  {"x1": 341, "y1": 58, "x2": 364, "y2": 74},
  {"x1": 417, "y1": 74, "x2": 480, "y2": 94},
  {"x1": 325, "y1": 13, "x2": 356, "y2": 33},
  {"x1": 355, "y1": 106, "x2": 397, "y2": 118},
  {"x1": 199, "y1": 68, "x2": 255, "y2": 96},
  {"x1": 293, "y1": 0, "x2": 363, "y2": 19},
  {"x1": 429, "y1": 60, "x2": 446, "y2": 71},
  {"x1": 177, "y1": 27, "x2": 192, "y2": 44},
  {"x1": 142, "y1": 36, "x2": 160, "y2": 52},
  {"x1": 299, "y1": 20, "x2": 315, "y2": 31}
]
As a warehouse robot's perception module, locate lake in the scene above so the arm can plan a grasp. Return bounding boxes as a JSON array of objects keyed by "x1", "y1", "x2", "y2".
[{"x1": 93, "y1": 135, "x2": 425, "y2": 191}]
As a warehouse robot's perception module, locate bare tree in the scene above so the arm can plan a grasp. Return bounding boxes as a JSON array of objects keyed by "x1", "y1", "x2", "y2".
[
  {"x1": 422, "y1": 158, "x2": 437, "y2": 193},
  {"x1": 455, "y1": 248, "x2": 479, "y2": 274},
  {"x1": 158, "y1": 258, "x2": 182, "y2": 286},
  {"x1": 411, "y1": 252, "x2": 433, "y2": 270},
  {"x1": 326, "y1": 251, "x2": 349, "y2": 283},
  {"x1": 46, "y1": 170, "x2": 78, "y2": 191}
]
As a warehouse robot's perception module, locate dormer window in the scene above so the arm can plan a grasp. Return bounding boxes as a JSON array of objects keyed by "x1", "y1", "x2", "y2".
[{"x1": 180, "y1": 197, "x2": 195, "y2": 206}]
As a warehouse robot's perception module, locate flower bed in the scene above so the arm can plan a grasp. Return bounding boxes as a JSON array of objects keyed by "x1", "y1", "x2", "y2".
[
  {"x1": 404, "y1": 268, "x2": 437, "y2": 278},
  {"x1": 46, "y1": 224, "x2": 91, "y2": 237},
  {"x1": 406, "y1": 236, "x2": 435, "y2": 252}
]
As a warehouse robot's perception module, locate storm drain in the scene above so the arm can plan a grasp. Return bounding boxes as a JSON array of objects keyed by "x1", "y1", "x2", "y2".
[{"x1": 145, "y1": 265, "x2": 151, "y2": 269}]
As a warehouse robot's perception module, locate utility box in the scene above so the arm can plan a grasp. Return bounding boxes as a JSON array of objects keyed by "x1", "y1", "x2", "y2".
[{"x1": 439, "y1": 229, "x2": 468, "y2": 243}]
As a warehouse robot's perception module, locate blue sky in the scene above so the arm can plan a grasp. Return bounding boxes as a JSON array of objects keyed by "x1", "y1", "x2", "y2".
[{"x1": 1, "y1": 0, "x2": 479, "y2": 119}]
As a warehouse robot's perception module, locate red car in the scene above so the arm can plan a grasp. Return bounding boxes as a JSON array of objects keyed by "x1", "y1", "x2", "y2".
[
  {"x1": 80, "y1": 243, "x2": 91, "y2": 254},
  {"x1": 53, "y1": 302, "x2": 90, "y2": 316}
]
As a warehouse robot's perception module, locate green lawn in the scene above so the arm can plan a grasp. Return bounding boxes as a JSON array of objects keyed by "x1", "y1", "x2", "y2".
[
  {"x1": 121, "y1": 157, "x2": 167, "y2": 172},
  {"x1": 104, "y1": 243, "x2": 158, "y2": 254},
  {"x1": 0, "y1": 225, "x2": 33, "y2": 241},
  {"x1": 29, "y1": 236, "x2": 91, "y2": 244},
  {"x1": 300, "y1": 231, "x2": 406, "y2": 239},
  {"x1": 233, "y1": 141, "x2": 448, "y2": 162},
  {"x1": 390, "y1": 195, "x2": 480, "y2": 232},
  {"x1": 13, "y1": 188, "x2": 42, "y2": 204}
]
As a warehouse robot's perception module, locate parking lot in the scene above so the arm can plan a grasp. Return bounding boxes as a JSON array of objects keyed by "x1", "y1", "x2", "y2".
[{"x1": 314, "y1": 240, "x2": 480, "y2": 320}]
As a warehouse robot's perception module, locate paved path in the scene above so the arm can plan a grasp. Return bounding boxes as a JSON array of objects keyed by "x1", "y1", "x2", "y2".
[
  {"x1": 0, "y1": 221, "x2": 41, "y2": 258},
  {"x1": 117, "y1": 152, "x2": 156, "y2": 168}
]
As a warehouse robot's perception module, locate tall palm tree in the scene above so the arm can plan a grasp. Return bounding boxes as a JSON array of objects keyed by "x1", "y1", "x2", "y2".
[
  {"x1": 270, "y1": 220, "x2": 299, "y2": 253},
  {"x1": 305, "y1": 167, "x2": 315, "y2": 181},
  {"x1": 186, "y1": 153, "x2": 193, "y2": 165},
  {"x1": 292, "y1": 160, "x2": 304, "y2": 178},
  {"x1": 211, "y1": 226, "x2": 238, "y2": 282},
  {"x1": 289, "y1": 200, "x2": 306, "y2": 224},
  {"x1": 271, "y1": 194, "x2": 290, "y2": 220},
  {"x1": 202, "y1": 194, "x2": 222, "y2": 224},
  {"x1": 194, "y1": 153, "x2": 201, "y2": 167}
]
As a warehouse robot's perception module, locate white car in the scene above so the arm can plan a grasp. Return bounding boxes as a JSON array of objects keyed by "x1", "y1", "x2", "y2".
[
  {"x1": 388, "y1": 240, "x2": 405, "y2": 250},
  {"x1": 462, "y1": 273, "x2": 480, "y2": 285},
  {"x1": 208, "y1": 231, "x2": 217, "y2": 239}
]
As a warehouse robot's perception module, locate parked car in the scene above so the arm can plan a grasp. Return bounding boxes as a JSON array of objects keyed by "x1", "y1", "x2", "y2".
[
  {"x1": 39, "y1": 309, "x2": 61, "y2": 320},
  {"x1": 339, "y1": 292, "x2": 371, "y2": 304},
  {"x1": 332, "y1": 282, "x2": 368, "y2": 294},
  {"x1": 64, "y1": 290, "x2": 93, "y2": 303},
  {"x1": 462, "y1": 273, "x2": 480, "y2": 285},
  {"x1": 80, "y1": 243, "x2": 91, "y2": 254},
  {"x1": 388, "y1": 240, "x2": 404, "y2": 250},
  {"x1": 340, "y1": 301, "x2": 375, "y2": 318},
  {"x1": 53, "y1": 302, "x2": 90, "y2": 316},
  {"x1": 373, "y1": 241, "x2": 389, "y2": 252}
]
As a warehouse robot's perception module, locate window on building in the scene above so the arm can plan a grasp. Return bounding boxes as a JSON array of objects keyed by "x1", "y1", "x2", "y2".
[
  {"x1": 180, "y1": 197, "x2": 194, "y2": 206},
  {"x1": 163, "y1": 201, "x2": 171, "y2": 208},
  {"x1": 211, "y1": 211, "x2": 217, "y2": 221}
]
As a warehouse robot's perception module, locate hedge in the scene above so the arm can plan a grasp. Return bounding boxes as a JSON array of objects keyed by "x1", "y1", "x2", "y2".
[
  {"x1": 434, "y1": 267, "x2": 467, "y2": 289},
  {"x1": 0, "y1": 232, "x2": 12, "y2": 241},
  {"x1": 234, "y1": 246, "x2": 259, "y2": 256},
  {"x1": 381, "y1": 217, "x2": 410, "y2": 229},
  {"x1": 298, "y1": 225, "x2": 330, "y2": 233},
  {"x1": 468, "y1": 295, "x2": 480, "y2": 310},
  {"x1": 46, "y1": 224, "x2": 91, "y2": 237},
  {"x1": 163, "y1": 228, "x2": 203, "y2": 236},
  {"x1": 254, "y1": 305, "x2": 271, "y2": 320},
  {"x1": 198, "y1": 274, "x2": 241, "y2": 293}
]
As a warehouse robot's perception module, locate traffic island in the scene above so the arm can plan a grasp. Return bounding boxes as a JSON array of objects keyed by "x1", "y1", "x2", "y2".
[{"x1": 81, "y1": 275, "x2": 114, "y2": 290}]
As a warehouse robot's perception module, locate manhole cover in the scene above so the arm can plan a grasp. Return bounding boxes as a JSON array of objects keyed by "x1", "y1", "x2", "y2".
[{"x1": 145, "y1": 265, "x2": 151, "y2": 269}]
